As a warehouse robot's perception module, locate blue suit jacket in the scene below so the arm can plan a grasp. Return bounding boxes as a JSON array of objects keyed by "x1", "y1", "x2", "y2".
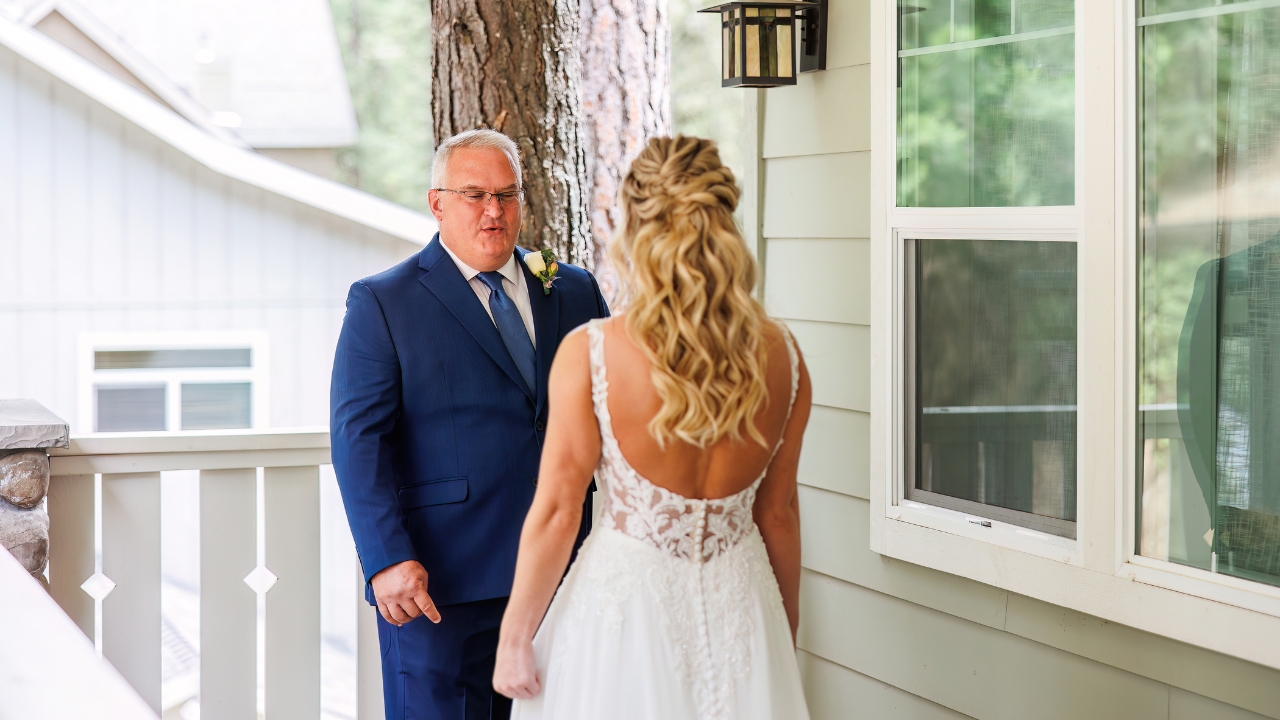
[{"x1": 331, "y1": 235, "x2": 609, "y2": 606}]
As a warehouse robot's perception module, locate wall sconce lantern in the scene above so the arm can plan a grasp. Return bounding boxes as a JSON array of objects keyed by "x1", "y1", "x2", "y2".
[{"x1": 699, "y1": 0, "x2": 827, "y2": 88}]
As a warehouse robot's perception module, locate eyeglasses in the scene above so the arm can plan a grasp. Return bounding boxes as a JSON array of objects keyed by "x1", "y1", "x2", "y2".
[{"x1": 433, "y1": 188, "x2": 525, "y2": 207}]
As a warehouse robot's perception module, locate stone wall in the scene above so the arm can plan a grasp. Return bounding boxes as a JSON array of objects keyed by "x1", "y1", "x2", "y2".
[{"x1": 0, "y1": 400, "x2": 69, "y2": 584}]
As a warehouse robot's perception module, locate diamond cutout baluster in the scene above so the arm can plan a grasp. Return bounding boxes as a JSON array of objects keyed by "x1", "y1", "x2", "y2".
[
  {"x1": 243, "y1": 566, "x2": 277, "y2": 594},
  {"x1": 81, "y1": 572, "x2": 116, "y2": 601}
]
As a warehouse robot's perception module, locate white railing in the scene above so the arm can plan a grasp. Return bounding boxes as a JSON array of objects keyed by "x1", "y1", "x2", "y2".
[{"x1": 45, "y1": 430, "x2": 384, "y2": 720}]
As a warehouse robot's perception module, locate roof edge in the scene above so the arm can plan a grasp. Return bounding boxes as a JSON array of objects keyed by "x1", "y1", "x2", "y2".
[{"x1": 0, "y1": 16, "x2": 435, "y2": 246}]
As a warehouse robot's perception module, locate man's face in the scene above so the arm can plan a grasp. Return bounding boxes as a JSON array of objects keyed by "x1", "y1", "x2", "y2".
[{"x1": 428, "y1": 147, "x2": 523, "y2": 272}]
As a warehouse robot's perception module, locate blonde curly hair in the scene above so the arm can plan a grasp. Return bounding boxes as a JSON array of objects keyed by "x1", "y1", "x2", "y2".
[{"x1": 610, "y1": 135, "x2": 771, "y2": 449}]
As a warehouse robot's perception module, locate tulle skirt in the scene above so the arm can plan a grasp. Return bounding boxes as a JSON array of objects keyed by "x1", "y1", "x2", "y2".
[{"x1": 511, "y1": 526, "x2": 810, "y2": 720}]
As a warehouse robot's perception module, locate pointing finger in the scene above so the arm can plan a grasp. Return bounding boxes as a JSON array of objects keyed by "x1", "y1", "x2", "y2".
[{"x1": 415, "y1": 590, "x2": 442, "y2": 623}]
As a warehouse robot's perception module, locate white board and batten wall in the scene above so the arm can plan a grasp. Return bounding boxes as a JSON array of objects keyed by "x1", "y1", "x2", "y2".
[
  {"x1": 0, "y1": 26, "x2": 424, "y2": 433},
  {"x1": 754, "y1": 0, "x2": 1280, "y2": 719}
]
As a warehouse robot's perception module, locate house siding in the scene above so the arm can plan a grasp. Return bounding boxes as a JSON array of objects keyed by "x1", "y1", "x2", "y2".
[
  {"x1": 758, "y1": 2, "x2": 1280, "y2": 719},
  {"x1": 0, "y1": 44, "x2": 418, "y2": 431}
]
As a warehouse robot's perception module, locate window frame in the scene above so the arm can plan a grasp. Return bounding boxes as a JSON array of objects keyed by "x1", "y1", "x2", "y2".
[
  {"x1": 868, "y1": 0, "x2": 1280, "y2": 668},
  {"x1": 892, "y1": 227, "x2": 1083, "y2": 564},
  {"x1": 77, "y1": 331, "x2": 270, "y2": 434}
]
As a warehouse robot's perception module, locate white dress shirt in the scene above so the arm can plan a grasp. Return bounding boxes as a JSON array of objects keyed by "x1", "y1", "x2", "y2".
[{"x1": 440, "y1": 240, "x2": 537, "y2": 348}]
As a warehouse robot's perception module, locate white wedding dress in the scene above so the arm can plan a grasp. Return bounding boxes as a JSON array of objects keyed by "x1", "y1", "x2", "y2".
[{"x1": 511, "y1": 320, "x2": 810, "y2": 720}]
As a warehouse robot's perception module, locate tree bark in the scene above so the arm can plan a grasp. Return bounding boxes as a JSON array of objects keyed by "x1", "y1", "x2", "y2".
[
  {"x1": 432, "y1": 0, "x2": 594, "y2": 268},
  {"x1": 579, "y1": 0, "x2": 670, "y2": 297}
]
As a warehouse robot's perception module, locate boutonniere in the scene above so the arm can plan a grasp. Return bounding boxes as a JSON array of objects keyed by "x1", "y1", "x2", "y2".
[{"x1": 524, "y1": 248, "x2": 560, "y2": 295}]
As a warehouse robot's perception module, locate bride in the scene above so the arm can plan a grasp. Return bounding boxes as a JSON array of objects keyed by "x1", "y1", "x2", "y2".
[{"x1": 493, "y1": 136, "x2": 813, "y2": 719}]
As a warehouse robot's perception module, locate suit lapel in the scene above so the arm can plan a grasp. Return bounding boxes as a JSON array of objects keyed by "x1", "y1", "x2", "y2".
[
  {"x1": 519, "y1": 247, "x2": 560, "y2": 417},
  {"x1": 418, "y1": 236, "x2": 533, "y2": 401}
]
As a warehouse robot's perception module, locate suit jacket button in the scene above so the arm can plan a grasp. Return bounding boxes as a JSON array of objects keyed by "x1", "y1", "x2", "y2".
[{"x1": 535, "y1": 420, "x2": 546, "y2": 432}]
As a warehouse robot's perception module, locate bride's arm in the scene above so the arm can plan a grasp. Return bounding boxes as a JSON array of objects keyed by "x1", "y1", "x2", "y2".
[
  {"x1": 494, "y1": 328, "x2": 600, "y2": 700},
  {"x1": 754, "y1": 352, "x2": 812, "y2": 644}
]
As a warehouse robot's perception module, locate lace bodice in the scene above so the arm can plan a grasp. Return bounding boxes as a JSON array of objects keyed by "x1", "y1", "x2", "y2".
[{"x1": 586, "y1": 319, "x2": 799, "y2": 564}]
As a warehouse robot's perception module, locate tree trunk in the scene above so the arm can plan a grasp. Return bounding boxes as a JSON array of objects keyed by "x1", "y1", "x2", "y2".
[
  {"x1": 432, "y1": 0, "x2": 594, "y2": 268},
  {"x1": 579, "y1": 0, "x2": 670, "y2": 297}
]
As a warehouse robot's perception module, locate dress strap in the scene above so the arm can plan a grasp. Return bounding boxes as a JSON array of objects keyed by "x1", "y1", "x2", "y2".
[
  {"x1": 778, "y1": 321, "x2": 800, "y2": 424},
  {"x1": 584, "y1": 319, "x2": 613, "y2": 438},
  {"x1": 766, "y1": 320, "x2": 801, "y2": 462}
]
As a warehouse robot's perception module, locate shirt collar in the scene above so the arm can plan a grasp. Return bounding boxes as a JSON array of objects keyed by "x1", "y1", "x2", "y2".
[{"x1": 440, "y1": 239, "x2": 521, "y2": 285}]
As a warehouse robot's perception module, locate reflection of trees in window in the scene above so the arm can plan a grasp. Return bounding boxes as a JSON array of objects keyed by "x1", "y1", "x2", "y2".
[
  {"x1": 1140, "y1": 4, "x2": 1280, "y2": 585},
  {"x1": 897, "y1": 0, "x2": 1074, "y2": 207}
]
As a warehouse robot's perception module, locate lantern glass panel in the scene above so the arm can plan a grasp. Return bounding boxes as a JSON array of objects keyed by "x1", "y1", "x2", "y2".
[
  {"x1": 778, "y1": 7, "x2": 790, "y2": 16},
  {"x1": 723, "y1": 24, "x2": 732, "y2": 79},
  {"x1": 778, "y1": 22, "x2": 792, "y2": 77},
  {"x1": 746, "y1": 22, "x2": 761, "y2": 76},
  {"x1": 745, "y1": 6, "x2": 758, "y2": 15}
]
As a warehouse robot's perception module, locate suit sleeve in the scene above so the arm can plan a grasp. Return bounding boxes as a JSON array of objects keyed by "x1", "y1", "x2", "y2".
[
  {"x1": 330, "y1": 281, "x2": 419, "y2": 587},
  {"x1": 589, "y1": 272, "x2": 611, "y2": 319}
]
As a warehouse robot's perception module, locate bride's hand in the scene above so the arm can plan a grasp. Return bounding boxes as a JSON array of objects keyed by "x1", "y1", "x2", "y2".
[{"x1": 493, "y1": 637, "x2": 541, "y2": 700}]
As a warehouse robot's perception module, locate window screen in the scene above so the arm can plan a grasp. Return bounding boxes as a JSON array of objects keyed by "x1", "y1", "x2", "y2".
[
  {"x1": 95, "y1": 348, "x2": 251, "y2": 370},
  {"x1": 97, "y1": 386, "x2": 167, "y2": 432},
  {"x1": 181, "y1": 383, "x2": 252, "y2": 430},
  {"x1": 907, "y1": 238, "x2": 1078, "y2": 537},
  {"x1": 897, "y1": 0, "x2": 1075, "y2": 207}
]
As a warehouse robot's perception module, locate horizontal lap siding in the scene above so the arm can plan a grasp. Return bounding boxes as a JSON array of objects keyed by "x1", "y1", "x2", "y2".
[
  {"x1": 757, "y1": 3, "x2": 1280, "y2": 718},
  {"x1": 799, "y1": 406, "x2": 869, "y2": 499},
  {"x1": 798, "y1": 650, "x2": 971, "y2": 720},
  {"x1": 0, "y1": 46, "x2": 417, "y2": 429},
  {"x1": 798, "y1": 569, "x2": 1172, "y2": 720},
  {"x1": 763, "y1": 152, "x2": 870, "y2": 239}
]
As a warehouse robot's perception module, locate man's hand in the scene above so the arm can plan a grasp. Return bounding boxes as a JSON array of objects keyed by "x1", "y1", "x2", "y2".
[{"x1": 370, "y1": 560, "x2": 442, "y2": 625}]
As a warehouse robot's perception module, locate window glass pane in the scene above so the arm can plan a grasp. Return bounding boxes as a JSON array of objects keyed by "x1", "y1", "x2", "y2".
[
  {"x1": 897, "y1": 0, "x2": 1074, "y2": 207},
  {"x1": 95, "y1": 348, "x2": 251, "y2": 370},
  {"x1": 1138, "y1": 5, "x2": 1280, "y2": 587},
  {"x1": 910, "y1": 239, "x2": 1077, "y2": 537},
  {"x1": 97, "y1": 386, "x2": 166, "y2": 432},
  {"x1": 181, "y1": 383, "x2": 251, "y2": 430}
]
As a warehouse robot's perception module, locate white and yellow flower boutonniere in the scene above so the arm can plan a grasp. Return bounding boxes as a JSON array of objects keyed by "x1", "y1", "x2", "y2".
[{"x1": 524, "y1": 248, "x2": 560, "y2": 295}]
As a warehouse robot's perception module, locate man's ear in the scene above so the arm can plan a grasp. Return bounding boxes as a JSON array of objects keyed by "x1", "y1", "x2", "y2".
[{"x1": 428, "y1": 189, "x2": 444, "y2": 221}]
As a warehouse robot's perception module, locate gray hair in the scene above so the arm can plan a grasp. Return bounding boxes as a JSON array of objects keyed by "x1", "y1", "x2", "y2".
[{"x1": 430, "y1": 129, "x2": 523, "y2": 189}]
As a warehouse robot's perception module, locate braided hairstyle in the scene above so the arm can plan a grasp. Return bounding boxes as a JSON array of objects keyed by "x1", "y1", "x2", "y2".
[{"x1": 610, "y1": 135, "x2": 771, "y2": 449}]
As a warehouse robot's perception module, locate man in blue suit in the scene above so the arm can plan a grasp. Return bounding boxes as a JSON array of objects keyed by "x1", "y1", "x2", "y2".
[{"x1": 330, "y1": 129, "x2": 608, "y2": 720}]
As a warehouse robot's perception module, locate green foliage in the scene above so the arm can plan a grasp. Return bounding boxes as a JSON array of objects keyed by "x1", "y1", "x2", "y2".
[
  {"x1": 330, "y1": 0, "x2": 743, "y2": 215},
  {"x1": 329, "y1": 0, "x2": 434, "y2": 213},
  {"x1": 669, "y1": 0, "x2": 745, "y2": 181}
]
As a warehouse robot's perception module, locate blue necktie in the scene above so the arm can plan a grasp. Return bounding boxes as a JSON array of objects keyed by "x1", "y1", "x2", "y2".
[{"x1": 477, "y1": 271, "x2": 536, "y2": 393}]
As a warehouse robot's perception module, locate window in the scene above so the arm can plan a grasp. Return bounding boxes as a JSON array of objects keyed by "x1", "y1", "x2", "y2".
[
  {"x1": 873, "y1": 0, "x2": 1280, "y2": 664},
  {"x1": 81, "y1": 333, "x2": 269, "y2": 433},
  {"x1": 907, "y1": 238, "x2": 1078, "y2": 537},
  {"x1": 897, "y1": 0, "x2": 1075, "y2": 207},
  {"x1": 1137, "y1": 0, "x2": 1280, "y2": 588},
  {"x1": 893, "y1": 0, "x2": 1079, "y2": 537}
]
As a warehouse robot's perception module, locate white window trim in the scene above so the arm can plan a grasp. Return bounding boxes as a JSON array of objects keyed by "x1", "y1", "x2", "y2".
[
  {"x1": 889, "y1": 227, "x2": 1082, "y2": 566},
  {"x1": 868, "y1": 0, "x2": 1280, "y2": 670},
  {"x1": 77, "y1": 331, "x2": 270, "y2": 434}
]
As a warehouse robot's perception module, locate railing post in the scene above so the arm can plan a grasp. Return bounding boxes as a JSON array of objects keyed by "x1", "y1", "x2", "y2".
[
  {"x1": 357, "y1": 563, "x2": 386, "y2": 720},
  {"x1": 101, "y1": 471, "x2": 162, "y2": 714},
  {"x1": 264, "y1": 465, "x2": 321, "y2": 719},
  {"x1": 47, "y1": 473, "x2": 95, "y2": 639},
  {"x1": 200, "y1": 468, "x2": 258, "y2": 719}
]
